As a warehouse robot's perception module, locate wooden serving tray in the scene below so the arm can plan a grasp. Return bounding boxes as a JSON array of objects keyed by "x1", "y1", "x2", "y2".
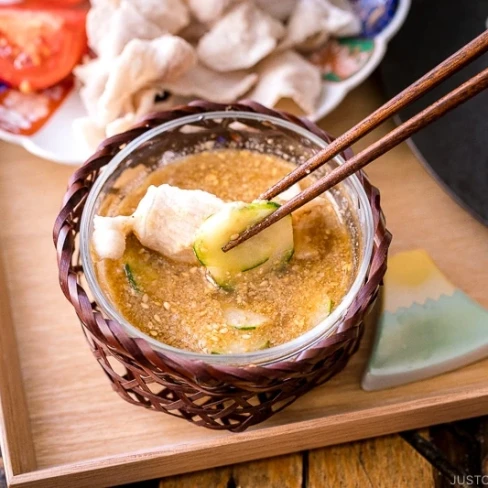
[{"x1": 1, "y1": 81, "x2": 487, "y2": 488}]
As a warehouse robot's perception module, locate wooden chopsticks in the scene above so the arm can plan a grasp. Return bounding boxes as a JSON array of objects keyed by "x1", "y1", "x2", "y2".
[{"x1": 223, "y1": 30, "x2": 488, "y2": 252}]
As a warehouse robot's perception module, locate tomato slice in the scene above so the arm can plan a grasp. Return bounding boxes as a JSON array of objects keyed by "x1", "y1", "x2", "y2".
[{"x1": 0, "y1": 4, "x2": 87, "y2": 91}]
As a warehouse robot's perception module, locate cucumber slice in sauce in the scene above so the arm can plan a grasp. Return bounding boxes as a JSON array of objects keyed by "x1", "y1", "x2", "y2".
[
  {"x1": 193, "y1": 201, "x2": 294, "y2": 289},
  {"x1": 223, "y1": 307, "x2": 270, "y2": 330},
  {"x1": 308, "y1": 296, "x2": 333, "y2": 327},
  {"x1": 123, "y1": 263, "x2": 139, "y2": 291},
  {"x1": 212, "y1": 338, "x2": 271, "y2": 355}
]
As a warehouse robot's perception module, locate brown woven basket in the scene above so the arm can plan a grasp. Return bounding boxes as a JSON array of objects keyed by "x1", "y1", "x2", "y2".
[{"x1": 53, "y1": 101, "x2": 391, "y2": 432}]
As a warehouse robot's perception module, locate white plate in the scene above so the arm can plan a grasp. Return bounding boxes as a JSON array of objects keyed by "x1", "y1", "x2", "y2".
[{"x1": 0, "y1": 0, "x2": 410, "y2": 166}]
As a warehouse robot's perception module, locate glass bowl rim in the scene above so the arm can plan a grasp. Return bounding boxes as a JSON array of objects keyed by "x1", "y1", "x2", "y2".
[{"x1": 80, "y1": 111, "x2": 374, "y2": 366}]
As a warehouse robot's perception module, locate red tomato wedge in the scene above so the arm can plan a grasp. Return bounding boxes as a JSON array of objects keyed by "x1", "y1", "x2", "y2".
[
  {"x1": 0, "y1": 4, "x2": 87, "y2": 91},
  {"x1": 43, "y1": 1, "x2": 88, "y2": 4}
]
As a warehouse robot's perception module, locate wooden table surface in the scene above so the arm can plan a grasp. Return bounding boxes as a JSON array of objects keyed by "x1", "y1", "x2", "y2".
[{"x1": 1, "y1": 77, "x2": 487, "y2": 488}]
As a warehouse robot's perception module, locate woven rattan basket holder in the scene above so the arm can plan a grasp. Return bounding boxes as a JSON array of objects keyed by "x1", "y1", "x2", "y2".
[{"x1": 54, "y1": 101, "x2": 391, "y2": 432}]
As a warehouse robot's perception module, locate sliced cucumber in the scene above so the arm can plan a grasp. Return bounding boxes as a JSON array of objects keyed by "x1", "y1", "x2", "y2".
[
  {"x1": 223, "y1": 307, "x2": 270, "y2": 330},
  {"x1": 123, "y1": 263, "x2": 139, "y2": 292},
  {"x1": 211, "y1": 338, "x2": 271, "y2": 354},
  {"x1": 308, "y1": 296, "x2": 333, "y2": 327},
  {"x1": 193, "y1": 201, "x2": 294, "y2": 289},
  {"x1": 122, "y1": 246, "x2": 160, "y2": 293}
]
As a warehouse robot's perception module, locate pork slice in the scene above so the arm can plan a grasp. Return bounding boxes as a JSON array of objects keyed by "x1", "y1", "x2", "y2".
[
  {"x1": 255, "y1": 0, "x2": 297, "y2": 21},
  {"x1": 197, "y1": 2, "x2": 285, "y2": 72},
  {"x1": 96, "y1": 36, "x2": 196, "y2": 125},
  {"x1": 127, "y1": 0, "x2": 189, "y2": 34},
  {"x1": 248, "y1": 50, "x2": 321, "y2": 115},
  {"x1": 87, "y1": 0, "x2": 189, "y2": 60},
  {"x1": 162, "y1": 63, "x2": 258, "y2": 103},
  {"x1": 74, "y1": 59, "x2": 111, "y2": 120},
  {"x1": 292, "y1": 198, "x2": 328, "y2": 260},
  {"x1": 280, "y1": 0, "x2": 361, "y2": 52},
  {"x1": 92, "y1": 184, "x2": 225, "y2": 264},
  {"x1": 132, "y1": 185, "x2": 225, "y2": 263},
  {"x1": 186, "y1": 0, "x2": 237, "y2": 24},
  {"x1": 92, "y1": 215, "x2": 133, "y2": 260}
]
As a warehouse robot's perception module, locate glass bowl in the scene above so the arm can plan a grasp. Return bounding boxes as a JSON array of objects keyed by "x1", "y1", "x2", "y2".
[{"x1": 80, "y1": 111, "x2": 374, "y2": 366}]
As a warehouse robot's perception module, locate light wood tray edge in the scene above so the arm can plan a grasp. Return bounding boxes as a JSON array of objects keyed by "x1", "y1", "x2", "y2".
[{"x1": 0, "y1": 251, "x2": 37, "y2": 481}]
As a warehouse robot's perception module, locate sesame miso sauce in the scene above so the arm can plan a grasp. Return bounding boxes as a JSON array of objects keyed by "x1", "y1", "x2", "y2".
[{"x1": 93, "y1": 149, "x2": 354, "y2": 354}]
